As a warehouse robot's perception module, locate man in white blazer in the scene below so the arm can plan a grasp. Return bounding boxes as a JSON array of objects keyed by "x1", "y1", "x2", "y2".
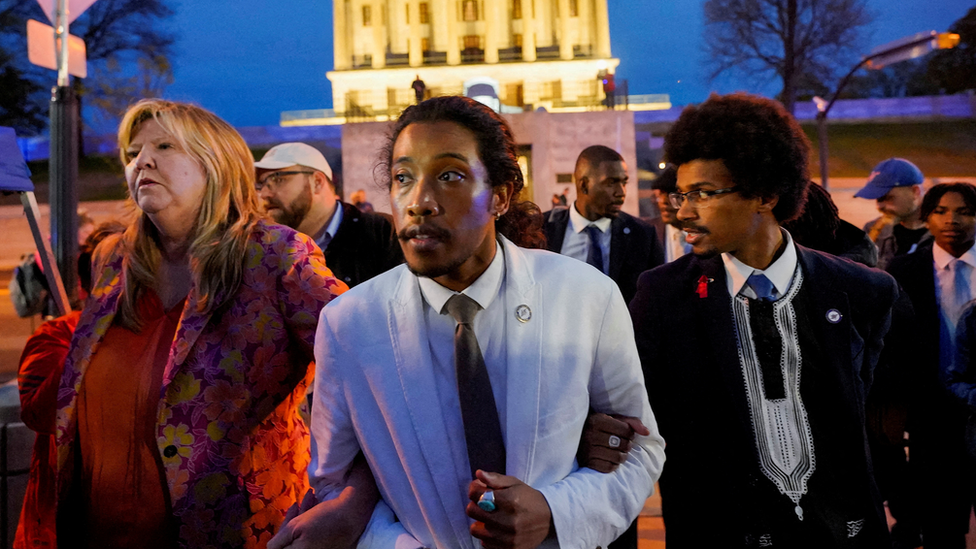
[{"x1": 281, "y1": 97, "x2": 664, "y2": 549}]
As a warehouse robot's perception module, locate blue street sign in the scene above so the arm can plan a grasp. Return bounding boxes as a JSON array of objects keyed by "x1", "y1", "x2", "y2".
[{"x1": 0, "y1": 127, "x2": 34, "y2": 192}]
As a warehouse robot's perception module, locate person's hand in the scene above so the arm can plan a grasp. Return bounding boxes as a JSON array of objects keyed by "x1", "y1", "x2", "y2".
[
  {"x1": 577, "y1": 413, "x2": 650, "y2": 473},
  {"x1": 466, "y1": 470, "x2": 554, "y2": 549},
  {"x1": 269, "y1": 454, "x2": 380, "y2": 549},
  {"x1": 268, "y1": 489, "x2": 365, "y2": 549}
]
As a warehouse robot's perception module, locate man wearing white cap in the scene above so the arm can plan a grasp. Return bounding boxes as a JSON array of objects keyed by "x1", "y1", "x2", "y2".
[
  {"x1": 856, "y1": 158, "x2": 932, "y2": 270},
  {"x1": 255, "y1": 143, "x2": 402, "y2": 287}
]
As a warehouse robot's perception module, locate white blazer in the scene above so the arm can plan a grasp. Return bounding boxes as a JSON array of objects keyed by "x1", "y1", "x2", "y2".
[{"x1": 310, "y1": 236, "x2": 665, "y2": 549}]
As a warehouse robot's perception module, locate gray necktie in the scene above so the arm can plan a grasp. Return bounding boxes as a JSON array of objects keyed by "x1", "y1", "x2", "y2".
[{"x1": 444, "y1": 294, "x2": 506, "y2": 477}]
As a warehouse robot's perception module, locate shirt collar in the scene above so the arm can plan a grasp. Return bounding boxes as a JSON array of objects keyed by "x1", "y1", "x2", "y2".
[
  {"x1": 569, "y1": 202, "x2": 612, "y2": 234},
  {"x1": 418, "y1": 239, "x2": 505, "y2": 313},
  {"x1": 666, "y1": 223, "x2": 685, "y2": 240},
  {"x1": 722, "y1": 229, "x2": 798, "y2": 298},
  {"x1": 311, "y1": 201, "x2": 344, "y2": 244},
  {"x1": 933, "y1": 242, "x2": 976, "y2": 270}
]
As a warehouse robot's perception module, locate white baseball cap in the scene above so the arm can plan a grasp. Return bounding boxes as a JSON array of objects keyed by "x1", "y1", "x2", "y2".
[{"x1": 255, "y1": 142, "x2": 333, "y2": 181}]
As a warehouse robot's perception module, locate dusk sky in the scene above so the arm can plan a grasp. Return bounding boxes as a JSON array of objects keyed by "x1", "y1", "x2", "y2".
[{"x1": 159, "y1": 0, "x2": 973, "y2": 128}]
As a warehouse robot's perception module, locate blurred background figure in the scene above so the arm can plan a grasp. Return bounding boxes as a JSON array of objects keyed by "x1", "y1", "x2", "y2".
[
  {"x1": 51, "y1": 99, "x2": 346, "y2": 548},
  {"x1": 649, "y1": 165, "x2": 691, "y2": 264},
  {"x1": 15, "y1": 221, "x2": 124, "y2": 549},
  {"x1": 856, "y1": 158, "x2": 930, "y2": 270},
  {"x1": 349, "y1": 189, "x2": 373, "y2": 213},
  {"x1": 255, "y1": 143, "x2": 402, "y2": 287},
  {"x1": 888, "y1": 182, "x2": 976, "y2": 549},
  {"x1": 783, "y1": 182, "x2": 878, "y2": 267}
]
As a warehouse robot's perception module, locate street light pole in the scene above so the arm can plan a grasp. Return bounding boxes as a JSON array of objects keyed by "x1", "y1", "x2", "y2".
[
  {"x1": 50, "y1": 0, "x2": 79, "y2": 305},
  {"x1": 815, "y1": 31, "x2": 959, "y2": 190}
]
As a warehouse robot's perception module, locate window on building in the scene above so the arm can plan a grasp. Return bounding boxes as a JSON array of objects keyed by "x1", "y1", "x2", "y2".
[
  {"x1": 513, "y1": 33, "x2": 522, "y2": 47},
  {"x1": 405, "y1": 4, "x2": 409, "y2": 24},
  {"x1": 462, "y1": 0, "x2": 479, "y2": 21},
  {"x1": 421, "y1": 37, "x2": 430, "y2": 51},
  {"x1": 463, "y1": 35, "x2": 482, "y2": 50},
  {"x1": 512, "y1": 0, "x2": 522, "y2": 19},
  {"x1": 570, "y1": 0, "x2": 578, "y2": 17},
  {"x1": 420, "y1": 2, "x2": 430, "y2": 23},
  {"x1": 362, "y1": 4, "x2": 372, "y2": 26}
]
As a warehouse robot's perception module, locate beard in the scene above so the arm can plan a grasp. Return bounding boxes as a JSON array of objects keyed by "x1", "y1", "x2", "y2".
[{"x1": 267, "y1": 185, "x2": 313, "y2": 230}]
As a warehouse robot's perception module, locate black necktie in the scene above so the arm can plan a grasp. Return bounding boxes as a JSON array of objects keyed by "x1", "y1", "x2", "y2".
[
  {"x1": 444, "y1": 294, "x2": 506, "y2": 477},
  {"x1": 746, "y1": 273, "x2": 785, "y2": 400},
  {"x1": 585, "y1": 225, "x2": 604, "y2": 274}
]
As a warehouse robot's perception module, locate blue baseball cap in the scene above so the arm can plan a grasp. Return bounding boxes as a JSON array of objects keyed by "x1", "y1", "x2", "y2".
[{"x1": 854, "y1": 158, "x2": 924, "y2": 199}]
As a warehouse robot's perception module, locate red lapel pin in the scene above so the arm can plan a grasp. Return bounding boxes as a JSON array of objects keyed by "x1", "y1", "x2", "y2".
[{"x1": 696, "y1": 275, "x2": 711, "y2": 298}]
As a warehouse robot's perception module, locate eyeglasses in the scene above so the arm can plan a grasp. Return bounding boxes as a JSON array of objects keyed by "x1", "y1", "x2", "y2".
[
  {"x1": 668, "y1": 187, "x2": 740, "y2": 209},
  {"x1": 256, "y1": 170, "x2": 314, "y2": 191}
]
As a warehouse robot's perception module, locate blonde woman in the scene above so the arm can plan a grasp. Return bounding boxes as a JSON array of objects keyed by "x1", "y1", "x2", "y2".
[{"x1": 52, "y1": 99, "x2": 347, "y2": 548}]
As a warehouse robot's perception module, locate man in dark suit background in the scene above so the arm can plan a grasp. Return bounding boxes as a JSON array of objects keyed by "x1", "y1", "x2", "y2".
[
  {"x1": 255, "y1": 142, "x2": 403, "y2": 287},
  {"x1": 629, "y1": 93, "x2": 898, "y2": 548},
  {"x1": 648, "y1": 164, "x2": 691, "y2": 264},
  {"x1": 543, "y1": 145, "x2": 663, "y2": 303},
  {"x1": 887, "y1": 182, "x2": 976, "y2": 549}
]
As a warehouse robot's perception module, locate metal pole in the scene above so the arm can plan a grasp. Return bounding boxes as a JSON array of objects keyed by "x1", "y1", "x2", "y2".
[
  {"x1": 50, "y1": 0, "x2": 79, "y2": 306},
  {"x1": 817, "y1": 112, "x2": 829, "y2": 190}
]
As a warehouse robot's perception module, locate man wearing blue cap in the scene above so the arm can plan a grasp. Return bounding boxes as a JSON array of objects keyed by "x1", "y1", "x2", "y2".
[{"x1": 856, "y1": 158, "x2": 932, "y2": 270}]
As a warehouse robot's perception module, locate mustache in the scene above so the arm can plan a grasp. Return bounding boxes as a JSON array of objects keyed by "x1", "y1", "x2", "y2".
[{"x1": 398, "y1": 224, "x2": 452, "y2": 241}]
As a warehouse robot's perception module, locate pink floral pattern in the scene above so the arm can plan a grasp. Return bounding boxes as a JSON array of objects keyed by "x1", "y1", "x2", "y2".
[{"x1": 55, "y1": 221, "x2": 346, "y2": 548}]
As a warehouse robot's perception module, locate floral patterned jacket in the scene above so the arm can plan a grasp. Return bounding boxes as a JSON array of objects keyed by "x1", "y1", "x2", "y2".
[{"x1": 54, "y1": 221, "x2": 347, "y2": 548}]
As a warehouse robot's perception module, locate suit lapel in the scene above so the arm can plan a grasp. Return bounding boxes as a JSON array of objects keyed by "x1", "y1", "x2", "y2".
[
  {"x1": 499, "y1": 239, "x2": 543, "y2": 480},
  {"x1": 545, "y1": 208, "x2": 568, "y2": 253},
  {"x1": 160, "y1": 289, "x2": 214, "y2": 393},
  {"x1": 608, "y1": 216, "x2": 626, "y2": 280},
  {"x1": 795, "y1": 249, "x2": 855, "y2": 384},
  {"x1": 695, "y1": 257, "x2": 754, "y2": 436},
  {"x1": 387, "y1": 269, "x2": 471, "y2": 544}
]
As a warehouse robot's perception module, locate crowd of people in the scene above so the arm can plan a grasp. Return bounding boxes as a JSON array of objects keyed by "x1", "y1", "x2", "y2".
[{"x1": 11, "y1": 91, "x2": 976, "y2": 549}]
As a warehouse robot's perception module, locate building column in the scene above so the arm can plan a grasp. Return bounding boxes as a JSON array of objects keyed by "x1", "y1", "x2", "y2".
[
  {"x1": 485, "y1": 0, "x2": 499, "y2": 63},
  {"x1": 594, "y1": 0, "x2": 610, "y2": 57},
  {"x1": 409, "y1": 0, "x2": 422, "y2": 65},
  {"x1": 520, "y1": 0, "x2": 536, "y2": 61},
  {"x1": 447, "y1": 0, "x2": 460, "y2": 64},
  {"x1": 579, "y1": 0, "x2": 592, "y2": 52},
  {"x1": 433, "y1": 0, "x2": 448, "y2": 57},
  {"x1": 558, "y1": 0, "x2": 572, "y2": 59},
  {"x1": 371, "y1": 1, "x2": 386, "y2": 68},
  {"x1": 334, "y1": 0, "x2": 350, "y2": 69}
]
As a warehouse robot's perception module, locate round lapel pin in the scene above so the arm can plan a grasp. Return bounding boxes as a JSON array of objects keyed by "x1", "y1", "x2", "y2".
[
  {"x1": 515, "y1": 304, "x2": 532, "y2": 323},
  {"x1": 623, "y1": 227, "x2": 631, "y2": 235},
  {"x1": 826, "y1": 309, "x2": 842, "y2": 324}
]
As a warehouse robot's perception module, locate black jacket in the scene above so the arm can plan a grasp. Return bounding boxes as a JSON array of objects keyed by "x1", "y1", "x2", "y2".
[
  {"x1": 631, "y1": 246, "x2": 897, "y2": 548},
  {"x1": 324, "y1": 202, "x2": 403, "y2": 288},
  {"x1": 542, "y1": 207, "x2": 663, "y2": 304}
]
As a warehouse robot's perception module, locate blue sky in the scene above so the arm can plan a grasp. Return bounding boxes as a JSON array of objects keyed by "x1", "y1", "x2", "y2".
[{"x1": 161, "y1": 0, "x2": 974, "y2": 128}]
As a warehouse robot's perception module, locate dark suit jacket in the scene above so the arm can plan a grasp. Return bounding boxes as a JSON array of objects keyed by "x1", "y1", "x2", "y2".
[
  {"x1": 648, "y1": 217, "x2": 667, "y2": 250},
  {"x1": 324, "y1": 202, "x2": 403, "y2": 288},
  {"x1": 886, "y1": 244, "x2": 970, "y2": 488},
  {"x1": 630, "y1": 246, "x2": 896, "y2": 548},
  {"x1": 543, "y1": 207, "x2": 663, "y2": 303}
]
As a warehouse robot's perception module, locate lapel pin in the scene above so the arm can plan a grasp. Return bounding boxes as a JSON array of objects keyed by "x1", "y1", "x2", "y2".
[
  {"x1": 623, "y1": 227, "x2": 631, "y2": 235},
  {"x1": 515, "y1": 304, "x2": 532, "y2": 323},
  {"x1": 826, "y1": 309, "x2": 842, "y2": 324},
  {"x1": 696, "y1": 275, "x2": 713, "y2": 299}
]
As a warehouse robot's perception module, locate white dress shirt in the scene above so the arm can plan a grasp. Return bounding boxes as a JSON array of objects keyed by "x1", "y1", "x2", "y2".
[
  {"x1": 417, "y1": 244, "x2": 508, "y2": 512},
  {"x1": 664, "y1": 223, "x2": 690, "y2": 263},
  {"x1": 933, "y1": 245, "x2": 976, "y2": 371},
  {"x1": 560, "y1": 202, "x2": 611, "y2": 274},
  {"x1": 722, "y1": 229, "x2": 798, "y2": 299}
]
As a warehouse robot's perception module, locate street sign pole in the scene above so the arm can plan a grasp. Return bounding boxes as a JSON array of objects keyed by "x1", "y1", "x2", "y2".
[{"x1": 49, "y1": 0, "x2": 78, "y2": 304}]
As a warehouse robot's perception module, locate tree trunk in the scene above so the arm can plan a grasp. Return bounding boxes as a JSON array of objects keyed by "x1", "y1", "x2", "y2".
[{"x1": 782, "y1": 0, "x2": 798, "y2": 114}]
